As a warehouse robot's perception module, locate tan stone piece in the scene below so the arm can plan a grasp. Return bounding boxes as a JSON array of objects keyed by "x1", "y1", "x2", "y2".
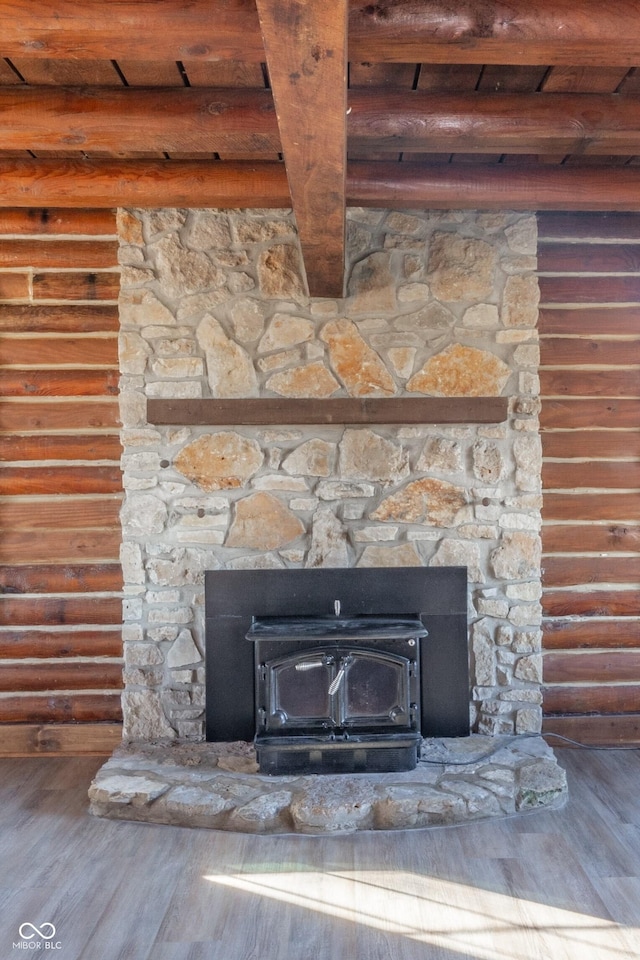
[
  {"x1": 228, "y1": 297, "x2": 267, "y2": 343},
  {"x1": 387, "y1": 347, "x2": 416, "y2": 379},
  {"x1": 121, "y1": 690, "x2": 176, "y2": 740},
  {"x1": 174, "y1": 433, "x2": 263, "y2": 491},
  {"x1": 490, "y1": 531, "x2": 541, "y2": 581},
  {"x1": 257, "y1": 243, "x2": 306, "y2": 299},
  {"x1": 186, "y1": 212, "x2": 232, "y2": 250},
  {"x1": 282, "y1": 439, "x2": 335, "y2": 477},
  {"x1": 154, "y1": 234, "x2": 225, "y2": 299},
  {"x1": 502, "y1": 274, "x2": 540, "y2": 328},
  {"x1": 226, "y1": 492, "x2": 305, "y2": 550},
  {"x1": 307, "y1": 505, "x2": 350, "y2": 567},
  {"x1": 407, "y1": 344, "x2": 510, "y2": 397},
  {"x1": 427, "y1": 232, "x2": 497, "y2": 301},
  {"x1": 416, "y1": 437, "x2": 462, "y2": 474},
  {"x1": 357, "y1": 543, "x2": 422, "y2": 567},
  {"x1": 197, "y1": 314, "x2": 258, "y2": 398},
  {"x1": 120, "y1": 289, "x2": 175, "y2": 328},
  {"x1": 394, "y1": 301, "x2": 456, "y2": 333},
  {"x1": 234, "y1": 218, "x2": 294, "y2": 243},
  {"x1": 117, "y1": 209, "x2": 144, "y2": 246},
  {"x1": 338, "y1": 428, "x2": 409, "y2": 484},
  {"x1": 430, "y1": 539, "x2": 482, "y2": 583},
  {"x1": 321, "y1": 319, "x2": 396, "y2": 397},
  {"x1": 258, "y1": 313, "x2": 315, "y2": 353},
  {"x1": 119, "y1": 331, "x2": 151, "y2": 375},
  {"x1": 266, "y1": 361, "x2": 340, "y2": 398},
  {"x1": 505, "y1": 216, "x2": 537, "y2": 255},
  {"x1": 371, "y1": 477, "x2": 467, "y2": 526}
]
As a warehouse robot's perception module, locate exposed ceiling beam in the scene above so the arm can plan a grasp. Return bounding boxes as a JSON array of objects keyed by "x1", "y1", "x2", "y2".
[
  {"x1": 348, "y1": 0, "x2": 640, "y2": 66},
  {"x1": 4, "y1": 159, "x2": 640, "y2": 212},
  {"x1": 4, "y1": 87, "x2": 640, "y2": 157},
  {"x1": 348, "y1": 91, "x2": 640, "y2": 156},
  {"x1": 3, "y1": 0, "x2": 640, "y2": 66},
  {"x1": 0, "y1": 0, "x2": 264, "y2": 62},
  {"x1": 255, "y1": 0, "x2": 348, "y2": 298},
  {"x1": 350, "y1": 162, "x2": 640, "y2": 211},
  {"x1": 0, "y1": 87, "x2": 279, "y2": 154},
  {"x1": 0, "y1": 159, "x2": 291, "y2": 207}
]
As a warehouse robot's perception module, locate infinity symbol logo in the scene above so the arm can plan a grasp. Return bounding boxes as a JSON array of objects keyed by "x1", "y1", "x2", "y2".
[{"x1": 18, "y1": 922, "x2": 56, "y2": 940}]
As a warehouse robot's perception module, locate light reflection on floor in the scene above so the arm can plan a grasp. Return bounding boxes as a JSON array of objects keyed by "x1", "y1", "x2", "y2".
[{"x1": 204, "y1": 869, "x2": 639, "y2": 960}]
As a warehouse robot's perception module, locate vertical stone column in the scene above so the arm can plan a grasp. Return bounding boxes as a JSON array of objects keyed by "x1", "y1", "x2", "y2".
[{"x1": 117, "y1": 207, "x2": 542, "y2": 740}]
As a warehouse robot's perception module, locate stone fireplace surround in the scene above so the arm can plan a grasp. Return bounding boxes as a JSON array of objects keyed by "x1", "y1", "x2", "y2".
[{"x1": 88, "y1": 205, "x2": 567, "y2": 833}]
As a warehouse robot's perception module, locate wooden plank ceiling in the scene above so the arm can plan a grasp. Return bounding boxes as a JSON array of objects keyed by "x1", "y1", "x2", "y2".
[{"x1": 2, "y1": 1, "x2": 640, "y2": 294}]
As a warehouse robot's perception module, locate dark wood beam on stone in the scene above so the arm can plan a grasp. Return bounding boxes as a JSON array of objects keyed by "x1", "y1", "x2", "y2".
[
  {"x1": 147, "y1": 397, "x2": 510, "y2": 426},
  {"x1": 255, "y1": 0, "x2": 348, "y2": 299}
]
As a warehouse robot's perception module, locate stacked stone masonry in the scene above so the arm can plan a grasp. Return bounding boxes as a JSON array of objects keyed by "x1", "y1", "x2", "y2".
[{"x1": 117, "y1": 207, "x2": 542, "y2": 742}]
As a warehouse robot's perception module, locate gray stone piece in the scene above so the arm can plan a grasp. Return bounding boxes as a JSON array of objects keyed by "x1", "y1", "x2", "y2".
[
  {"x1": 307, "y1": 505, "x2": 350, "y2": 568},
  {"x1": 89, "y1": 736, "x2": 567, "y2": 835}
]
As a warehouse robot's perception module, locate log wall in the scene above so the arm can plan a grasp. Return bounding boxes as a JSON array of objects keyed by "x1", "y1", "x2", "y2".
[
  {"x1": 539, "y1": 212, "x2": 640, "y2": 745},
  {"x1": 0, "y1": 209, "x2": 123, "y2": 756}
]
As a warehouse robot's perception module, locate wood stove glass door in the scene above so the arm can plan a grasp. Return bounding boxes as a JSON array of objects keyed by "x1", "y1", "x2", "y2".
[
  {"x1": 263, "y1": 646, "x2": 414, "y2": 735},
  {"x1": 342, "y1": 651, "x2": 412, "y2": 728},
  {"x1": 268, "y1": 651, "x2": 333, "y2": 731}
]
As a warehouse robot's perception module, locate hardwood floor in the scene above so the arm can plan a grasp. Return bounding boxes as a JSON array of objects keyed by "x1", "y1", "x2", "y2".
[{"x1": 0, "y1": 749, "x2": 639, "y2": 960}]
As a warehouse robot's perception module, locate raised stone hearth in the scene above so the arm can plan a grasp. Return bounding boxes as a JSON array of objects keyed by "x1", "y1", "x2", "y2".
[{"x1": 89, "y1": 735, "x2": 567, "y2": 835}]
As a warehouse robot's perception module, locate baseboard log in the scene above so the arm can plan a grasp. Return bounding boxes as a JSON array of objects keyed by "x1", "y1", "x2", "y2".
[{"x1": 0, "y1": 722, "x2": 122, "y2": 756}]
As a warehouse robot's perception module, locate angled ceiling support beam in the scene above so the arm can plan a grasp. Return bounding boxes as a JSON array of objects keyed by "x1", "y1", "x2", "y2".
[{"x1": 255, "y1": 0, "x2": 348, "y2": 298}]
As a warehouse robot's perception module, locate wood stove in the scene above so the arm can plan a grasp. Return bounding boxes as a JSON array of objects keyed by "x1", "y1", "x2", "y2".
[
  {"x1": 246, "y1": 614, "x2": 427, "y2": 774},
  {"x1": 205, "y1": 567, "x2": 469, "y2": 775}
]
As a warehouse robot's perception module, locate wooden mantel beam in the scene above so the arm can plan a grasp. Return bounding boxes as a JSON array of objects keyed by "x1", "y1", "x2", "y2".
[
  {"x1": 5, "y1": 159, "x2": 640, "y2": 212},
  {"x1": 4, "y1": 87, "x2": 640, "y2": 157},
  {"x1": 147, "y1": 397, "x2": 510, "y2": 426},
  {"x1": 2, "y1": 0, "x2": 640, "y2": 66},
  {"x1": 255, "y1": 0, "x2": 348, "y2": 299}
]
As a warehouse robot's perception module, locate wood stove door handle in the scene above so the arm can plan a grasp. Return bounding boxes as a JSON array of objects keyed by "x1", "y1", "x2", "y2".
[{"x1": 328, "y1": 665, "x2": 346, "y2": 696}]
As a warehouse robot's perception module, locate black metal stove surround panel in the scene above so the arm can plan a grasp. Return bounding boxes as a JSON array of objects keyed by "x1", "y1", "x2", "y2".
[{"x1": 205, "y1": 567, "x2": 469, "y2": 773}]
